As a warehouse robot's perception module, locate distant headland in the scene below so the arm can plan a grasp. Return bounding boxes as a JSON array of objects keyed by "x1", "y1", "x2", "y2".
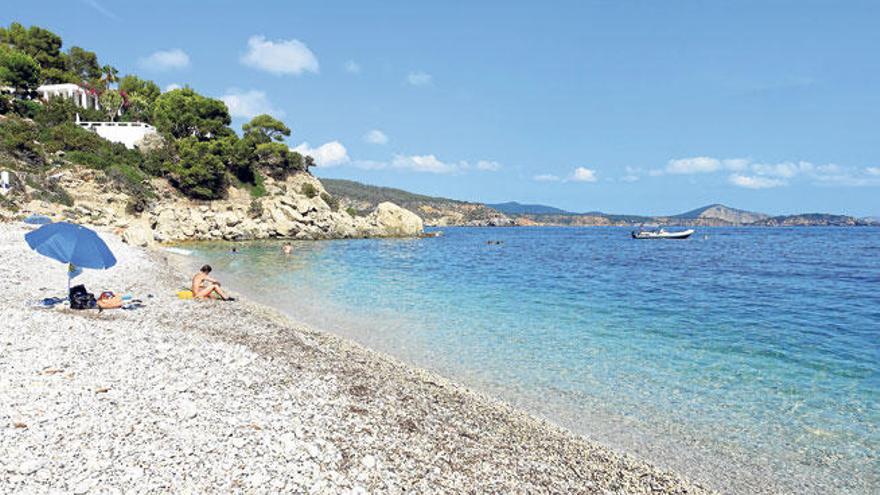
[{"x1": 321, "y1": 179, "x2": 877, "y2": 228}]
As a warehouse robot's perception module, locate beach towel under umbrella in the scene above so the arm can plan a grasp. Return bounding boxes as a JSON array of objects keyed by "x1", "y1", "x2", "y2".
[
  {"x1": 23, "y1": 214, "x2": 52, "y2": 225},
  {"x1": 25, "y1": 222, "x2": 117, "y2": 288}
]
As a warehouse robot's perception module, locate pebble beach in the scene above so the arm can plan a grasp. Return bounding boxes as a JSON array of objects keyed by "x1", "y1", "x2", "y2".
[{"x1": 0, "y1": 222, "x2": 710, "y2": 494}]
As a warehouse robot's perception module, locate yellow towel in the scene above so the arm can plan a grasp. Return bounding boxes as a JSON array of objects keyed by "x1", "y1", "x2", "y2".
[{"x1": 177, "y1": 289, "x2": 194, "y2": 299}]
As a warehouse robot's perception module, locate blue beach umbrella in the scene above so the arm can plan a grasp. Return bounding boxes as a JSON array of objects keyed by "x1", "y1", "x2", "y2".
[{"x1": 25, "y1": 223, "x2": 117, "y2": 289}]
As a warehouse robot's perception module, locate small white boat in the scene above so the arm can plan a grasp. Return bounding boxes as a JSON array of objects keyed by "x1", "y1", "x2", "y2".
[{"x1": 631, "y1": 228, "x2": 694, "y2": 240}]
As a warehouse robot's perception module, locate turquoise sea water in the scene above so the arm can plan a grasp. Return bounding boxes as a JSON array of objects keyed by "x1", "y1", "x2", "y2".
[{"x1": 184, "y1": 227, "x2": 879, "y2": 493}]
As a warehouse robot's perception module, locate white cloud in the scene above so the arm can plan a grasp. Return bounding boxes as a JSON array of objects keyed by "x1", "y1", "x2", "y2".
[
  {"x1": 750, "y1": 161, "x2": 814, "y2": 178},
  {"x1": 384, "y1": 155, "x2": 500, "y2": 174},
  {"x1": 363, "y1": 129, "x2": 388, "y2": 145},
  {"x1": 406, "y1": 71, "x2": 433, "y2": 86},
  {"x1": 658, "y1": 156, "x2": 879, "y2": 188},
  {"x1": 621, "y1": 166, "x2": 641, "y2": 182},
  {"x1": 658, "y1": 157, "x2": 749, "y2": 175},
  {"x1": 722, "y1": 158, "x2": 750, "y2": 172},
  {"x1": 729, "y1": 174, "x2": 786, "y2": 189},
  {"x1": 291, "y1": 141, "x2": 349, "y2": 167},
  {"x1": 221, "y1": 89, "x2": 283, "y2": 119},
  {"x1": 570, "y1": 167, "x2": 598, "y2": 182},
  {"x1": 533, "y1": 174, "x2": 560, "y2": 182},
  {"x1": 139, "y1": 49, "x2": 190, "y2": 71},
  {"x1": 314, "y1": 152, "x2": 499, "y2": 174},
  {"x1": 392, "y1": 154, "x2": 458, "y2": 174},
  {"x1": 666, "y1": 157, "x2": 721, "y2": 174},
  {"x1": 476, "y1": 160, "x2": 502, "y2": 171},
  {"x1": 344, "y1": 60, "x2": 361, "y2": 74},
  {"x1": 163, "y1": 83, "x2": 181, "y2": 92},
  {"x1": 241, "y1": 35, "x2": 319, "y2": 75}
]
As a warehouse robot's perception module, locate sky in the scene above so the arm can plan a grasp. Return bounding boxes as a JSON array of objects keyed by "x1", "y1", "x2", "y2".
[{"x1": 8, "y1": 0, "x2": 880, "y2": 216}]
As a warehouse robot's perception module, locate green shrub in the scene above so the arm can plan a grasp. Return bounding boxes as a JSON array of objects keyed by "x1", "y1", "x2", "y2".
[
  {"x1": 0, "y1": 194, "x2": 19, "y2": 212},
  {"x1": 346, "y1": 206, "x2": 357, "y2": 217},
  {"x1": 248, "y1": 199, "x2": 263, "y2": 218},
  {"x1": 152, "y1": 87, "x2": 231, "y2": 140},
  {"x1": 12, "y1": 99, "x2": 40, "y2": 118},
  {"x1": 254, "y1": 142, "x2": 292, "y2": 180},
  {"x1": 107, "y1": 161, "x2": 147, "y2": 190},
  {"x1": 0, "y1": 116, "x2": 41, "y2": 163},
  {"x1": 39, "y1": 122, "x2": 106, "y2": 153},
  {"x1": 35, "y1": 96, "x2": 77, "y2": 127},
  {"x1": 39, "y1": 67, "x2": 79, "y2": 84},
  {"x1": 165, "y1": 137, "x2": 227, "y2": 199},
  {"x1": 250, "y1": 171, "x2": 267, "y2": 198},
  {"x1": 64, "y1": 150, "x2": 105, "y2": 168},
  {"x1": 301, "y1": 182, "x2": 318, "y2": 198},
  {"x1": 25, "y1": 174, "x2": 73, "y2": 206},
  {"x1": 288, "y1": 150, "x2": 306, "y2": 172},
  {"x1": 43, "y1": 185, "x2": 73, "y2": 206},
  {"x1": 0, "y1": 45, "x2": 40, "y2": 92},
  {"x1": 320, "y1": 192, "x2": 338, "y2": 210},
  {"x1": 0, "y1": 94, "x2": 12, "y2": 114},
  {"x1": 125, "y1": 195, "x2": 149, "y2": 215},
  {"x1": 141, "y1": 140, "x2": 174, "y2": 177}
]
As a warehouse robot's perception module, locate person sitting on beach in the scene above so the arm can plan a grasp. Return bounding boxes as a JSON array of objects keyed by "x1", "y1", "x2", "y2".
[{"x1": 191, "y1": 264, "x2": 232, "y2": 300}]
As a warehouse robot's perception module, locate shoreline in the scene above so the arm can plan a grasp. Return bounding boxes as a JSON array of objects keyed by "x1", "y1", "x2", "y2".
[{"x1": 1, "y1": 222, "x2": 710, "y2": 493}]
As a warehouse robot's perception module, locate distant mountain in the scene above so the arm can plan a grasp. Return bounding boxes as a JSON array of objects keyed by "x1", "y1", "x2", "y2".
[
  {"x1": 487, "y1": 202, "x2": 572, "y2": 215},
  {"x1": 320, "y1": 179, "x2": 869, "y2": 228},
  {"x1": 670, "y1": 204, "x2": 769, "y2": 225},
  {"x1": 490, "y1": 202, "x2": 868, "y2": 227},
  {"x1": 320, "y1": 178, "x2": 514, "y2": 227}
]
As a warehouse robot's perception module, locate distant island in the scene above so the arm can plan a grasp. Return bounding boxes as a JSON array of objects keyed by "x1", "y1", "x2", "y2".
[{"x1": 322, "y1": 180, "x2": 877, "y2": 228}]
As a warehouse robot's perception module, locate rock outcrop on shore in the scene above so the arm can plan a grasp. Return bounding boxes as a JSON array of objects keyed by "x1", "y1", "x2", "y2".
[
  {"x1": 7, "y1": 167, "x2": 423, "y2": 246},
  {"x1": 320, "y1": 178, "x2": 516, "y2": 227},
  {"x1": 0, "y1": 223, "x2": 710, "y2": 494}
]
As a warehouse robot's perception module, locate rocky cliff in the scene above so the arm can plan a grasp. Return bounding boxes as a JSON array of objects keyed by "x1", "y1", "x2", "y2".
[
  {"x1": 320, "y1": 178, "x2": 514, "y2": 227},
  {"x1": 4, "y1": 166, "x2": 424, "y2": 246}
]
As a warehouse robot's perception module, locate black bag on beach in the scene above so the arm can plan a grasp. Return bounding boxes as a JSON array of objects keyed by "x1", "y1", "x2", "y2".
[{"x1": 69, "y1": 284, "x2": 97, "y2": 310}]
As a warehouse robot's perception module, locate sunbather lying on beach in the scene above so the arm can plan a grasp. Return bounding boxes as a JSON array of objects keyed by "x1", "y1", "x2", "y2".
[{"x1": 192, "y1": 264, "x2": 233, "y2": 300}]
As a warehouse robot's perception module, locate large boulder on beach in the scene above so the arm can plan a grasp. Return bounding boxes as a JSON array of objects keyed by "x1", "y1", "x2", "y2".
[
  {"x1": 368, "y1": 202, "x2": 424, "y2": 237},
  {"x1": 121, "y1": 221, "x2": 155, "y2": 247}
]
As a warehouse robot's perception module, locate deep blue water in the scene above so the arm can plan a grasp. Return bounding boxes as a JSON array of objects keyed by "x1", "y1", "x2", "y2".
[{"x1": 184, "y1": 227, "x2": 879, "y2": 493}]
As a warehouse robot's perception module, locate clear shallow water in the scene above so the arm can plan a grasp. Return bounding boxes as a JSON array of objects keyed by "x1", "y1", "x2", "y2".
[{"x1": 184, "y1": 227, "x2": 879, "y2": 493}]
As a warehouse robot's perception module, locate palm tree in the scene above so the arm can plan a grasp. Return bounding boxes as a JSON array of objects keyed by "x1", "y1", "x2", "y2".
[{"x1": 100, "y1": 64, "x2": 118, "y2": 88}]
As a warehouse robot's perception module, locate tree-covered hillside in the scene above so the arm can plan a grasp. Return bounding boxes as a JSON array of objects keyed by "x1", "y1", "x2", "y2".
[
  {"x1": 0, "y1": 21, "x2": 320, "y2": 214},
  {"x1": 321, "y1": 178, "x2": 512, "y2": 226},
  {"x1": 321, "y1": 178, "x2": 465, "y2": 209}
]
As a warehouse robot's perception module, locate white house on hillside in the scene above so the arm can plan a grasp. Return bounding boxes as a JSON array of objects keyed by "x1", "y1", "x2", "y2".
[
  {"x1": 76, "y1": 115, "x2": 158, "y2": 150},
  {"x1": 37, "y1": 83, "x2": 101, "y2": 110},
  {"x1": 33, "y1": 84, "x2": 157, "y2": 149}
]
